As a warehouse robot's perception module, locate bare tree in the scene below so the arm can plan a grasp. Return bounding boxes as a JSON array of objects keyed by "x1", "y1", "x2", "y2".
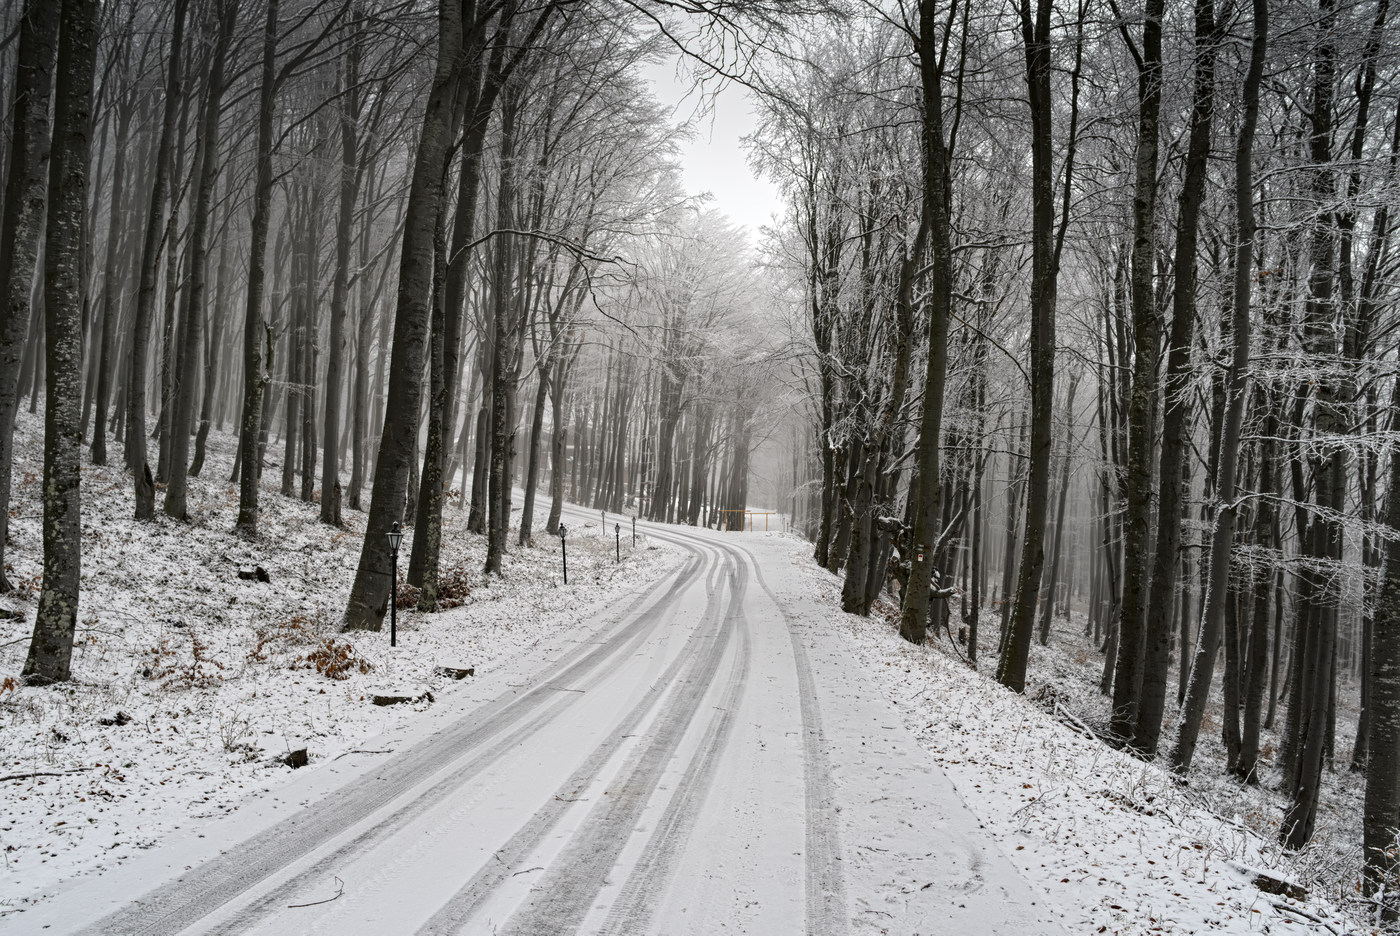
[
  {"x1": 0, "y1": 0, "x2": 60, "y2": 589},
  {"x1": 22, "y1": 0, "x2": 100, "y2": 684}
]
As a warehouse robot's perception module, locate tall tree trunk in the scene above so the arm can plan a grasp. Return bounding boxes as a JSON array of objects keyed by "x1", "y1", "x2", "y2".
[
  {"x1": 347, "y1": 262, "x2": 373, "y2": 511},
  {"x1": 1109, "y1": 0, "x2": 1165, "y2": 738},
  {"x1": 519, "y1": 357, "x2": 550, "y2": 546},
  {"x1": 1171, "y1": 0, "x2": 1266, "y2": 774},
  {"x1": 91, "y1": 90, "x2": 135, "y2": 468},
  {"x1": 155, "y1": 88, "x2": 192, "y2": 488},
  {"x1": 22, "y1": 0, "x2": 98, "y2": 685},
  {"x1": 1038, "y1": 372, "x2": 1078, "y2": 645},
  {"x1": 298, "y1": 185, "x2": 321, "y2": 505},
  {"x1": 484, "y1": 84, "x2": 520, "y2": 576},
  {"x1": 1134, "y1": 0, "x2": 1219, "y2": 756},
  {"x1": 190, "y1": 189, "x2": 231, "y2": 478},
  {"x1": 0, "y1": 0, "x2": 60, "y2": 586},
  {"x1": 997, "y1": 0, "x2": 1079, "y2": 690},
  {"x1": 281, "y1": 239, "x2": 302, "y2": 499},
  {"x1": 844, "y1": 218, "x2": 925, "y2": 615},
  {"x1": 190, "y1": 186, "x2": 231, "y2": 478},
  {"x1": 410, "y1": 197, "x2": 450, "y2": 602},
  {"x1": 413, "y1": 32, "x2": 502, "y2": 594},
  {"x1": 1236, "y1": 390, "x2": 1277, "y2": 781},
  {"x1": 898, "y1": 0, "x2": 955, "y2": 645},
  {"x1": 545, "y1": 348, "x2": 571, "y2": 535},
  {"x1": 126, "y1": 0, "x2": 188, "y2": 520},
  {"x1": 321, "y1": 21, "x2": 361, "y2": 528},
  {"x1": 233, "y1": 0, "x2": 277, "y2": 535},
  {"x1": 1365, "y1": 383, "x2": 1400, "y2": 915},
  {"x1": 1280, "y1": 0, "x2": 1341, "y2": 849},
  {"x1": 345, "y1": 0, "x2": 468, "y2": 628}
]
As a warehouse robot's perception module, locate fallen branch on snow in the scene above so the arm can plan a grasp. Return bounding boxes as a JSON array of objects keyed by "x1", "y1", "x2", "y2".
[
  {"x1": 0, "y1": 767, "x2": 91, "y2": 783},
  {"x1": 288, "y1": 877, "x2": 344, "y2": 908}
]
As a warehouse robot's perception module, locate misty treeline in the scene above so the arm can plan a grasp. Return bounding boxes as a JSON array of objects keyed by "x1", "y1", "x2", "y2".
[
  {"x1": 753, "y1": 0, "x2": 1400, "y2": 909},
  {"x1": 1, "y1": 1, "x2": 787, "y2": 688}
]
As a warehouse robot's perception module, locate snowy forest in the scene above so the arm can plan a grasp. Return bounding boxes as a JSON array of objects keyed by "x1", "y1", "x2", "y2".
[{"x1": 6, "y1": 0, "x2": 1400, "y2": 928}]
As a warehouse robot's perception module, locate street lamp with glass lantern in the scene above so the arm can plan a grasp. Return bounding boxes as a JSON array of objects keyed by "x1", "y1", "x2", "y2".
[
  {"x1": 558, "y1": 524, "x2": 568, "y2": 585},
  {"x1": 387, "y1": 521, "x2": 404, "y2": 647}
]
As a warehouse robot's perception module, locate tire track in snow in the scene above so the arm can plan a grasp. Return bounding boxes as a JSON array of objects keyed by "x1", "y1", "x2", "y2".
[
  {"x1": 208, "y1": 535, "x2": 728, "y2": 935},
  {"x1": 697, "y1": 533, "x2": 851, "y2": 936},
  {"x1": 595, "y1": 537, "x2": 752, "y2": 936},
  {"x1": 414, "y1": 532, "x2": 738, "y2": 935},
  {"x1": 490, "y1": 546, "x2": 750, "y2": 936},
  {"x1": 77, "y1": 543, "x2": 707, "y2": 936}
]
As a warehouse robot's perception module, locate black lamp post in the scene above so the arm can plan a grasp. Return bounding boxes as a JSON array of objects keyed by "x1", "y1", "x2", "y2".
[
  {"x1": 558, "y1": 524, "x2": 568, "y2": 584},
  {"x1": 615, "y1": 523, "x2": 620, "y2": 563},
  {"x1": 387, "y1": 521, "x2": 403, "y2": 647},
  {"x1": 632, "y1": 515, "x2": 636, "y2": 547}
]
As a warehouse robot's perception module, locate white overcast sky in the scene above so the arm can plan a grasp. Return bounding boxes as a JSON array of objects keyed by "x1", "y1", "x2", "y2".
[{"x1": 641, "y1": 56, "x2": 783, "y2": 240}]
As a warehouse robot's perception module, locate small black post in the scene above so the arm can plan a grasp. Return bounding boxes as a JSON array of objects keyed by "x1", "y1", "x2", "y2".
[
  {"x1": 632, "y1": 516, "x2": 636, "y2": 547},
  {"x1": 387, "y1": 521, "x2": 404, "y2": 648},
  {"x1": 559, "y1": 524, "x2": 568, "y2": 584},
  {"x1": 615, "y1": 523, "x2": 620, "y2": 563}
]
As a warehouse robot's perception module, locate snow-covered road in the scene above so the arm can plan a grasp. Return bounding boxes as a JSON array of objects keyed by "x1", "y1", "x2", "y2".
[{"x1": 20, "y1": 517, "x2": 1063, "y2": 935}]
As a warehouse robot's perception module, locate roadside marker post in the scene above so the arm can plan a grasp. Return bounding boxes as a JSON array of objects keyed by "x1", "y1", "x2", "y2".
[{"x1": 386, "y1": 522, "x2": 405, "y2": 647}]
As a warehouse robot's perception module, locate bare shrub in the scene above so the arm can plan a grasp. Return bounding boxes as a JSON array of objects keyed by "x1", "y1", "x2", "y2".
[
  {"x1": 144, "y1": 629, "x2": 225, "y2": 689},
  {"x1": 435, "y1": 566, "x2": 474, "y2": 610},
  {"x1": 217, "y1": 709, "x2": 254, "y2": 755},
  {"x1": 295, "y1": 637, "x2": 372, "y2": 680},
  {"x1": 246, "y1": 615, "x2": 315, "y2": 663}
]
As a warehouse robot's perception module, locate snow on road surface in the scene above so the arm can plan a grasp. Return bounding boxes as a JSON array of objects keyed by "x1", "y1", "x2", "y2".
[{"x1": 9, "y1": 515, "x2": 1062, "y2": 935}]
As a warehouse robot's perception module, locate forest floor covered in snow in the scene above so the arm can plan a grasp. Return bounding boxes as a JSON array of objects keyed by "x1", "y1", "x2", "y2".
[
  {"x1": 0, "y1": 412, "x2": 679, "y2": 915},
  {"x1": 792, "y1": 540, "x2": 1378, "y2": 934}
]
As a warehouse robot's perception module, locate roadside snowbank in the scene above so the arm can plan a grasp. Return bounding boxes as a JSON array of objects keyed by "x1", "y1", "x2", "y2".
[{"x1": 782, "y1": 534, "x2": 1361, "y2": 935}]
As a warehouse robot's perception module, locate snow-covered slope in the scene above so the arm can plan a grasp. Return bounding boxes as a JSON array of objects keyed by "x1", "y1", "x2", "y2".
[
  {"x1": 0, "y1": 412, "x2": 679, "y2": 915},
  {"x1": 789, "y1": 537, "x2": 1360, "y2": 935}
]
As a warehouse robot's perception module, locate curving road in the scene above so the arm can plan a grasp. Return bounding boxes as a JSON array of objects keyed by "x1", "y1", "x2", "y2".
[{"x1": 20, "y1": 515, "x2": 1063, "y2": 935}]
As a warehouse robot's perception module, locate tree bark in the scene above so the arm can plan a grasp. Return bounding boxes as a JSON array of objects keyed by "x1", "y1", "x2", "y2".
[
  {"x1": 345, "y1": 0, "x2": 468, "y2": 628},
  {"x1": 898, "y1": 0, "x2": 955, "y2": 646},
  {"x1": 997, "y1": 0, "x2": 1078, "y2": 689},
  {"x1": 1365, "y1": 377, "x2": 1400, "y2": 914},
  {"x1": 0, "y1": 0, "x2": 60, "y2": 587},
  {"x1": 22, "y1": 0, "x2": 99, "y2": 685},
  {"x1": 484, "y1": 83, "x2": 521, "y2": 576},
  {"x1": 1236, "y1": 389, "x2": 1277, "y2": 782},
  {"x1": 321, "y1": 21, "x2": 361, "y2": 528},
  {"x1": 1133, "y1": 0, "x2": 1219, "y2": 756},
  {"x1": 1038, "y1": 372, "x2": 1078, "y2": 646},
  {"x1": 1280, "y1": 0, "x2": 1341, "y2": 848},
  {"x1": 1109, "y1": 0, "x2": 1165, "y2": 739},
  {"x1": 1171, "y1": 0, "x2": 1265, "y2": 774},
  {"x1": 191, "y1": 188, "x2": 231, "y2": 478},
  {"x1": 91, "y1": 84, "x2": 135, "y2": 468},
  {"x1": 233, "y1": 0, "x2": 277, "y2": 535},
  {"x1": 519, "y1": 352, "x2": 550, "y2": 546},
  {"x1": 412, "y1": 26, "x2": 505, "y2": 596},
  {"x1": 165, "y1": 2, "x2": 235, "y2": 520}
]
